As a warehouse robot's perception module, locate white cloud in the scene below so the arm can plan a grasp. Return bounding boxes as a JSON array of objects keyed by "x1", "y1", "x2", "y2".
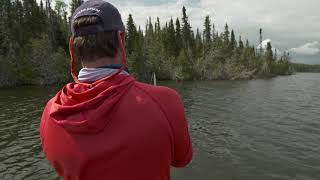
[
  {"x1": 257, "y1": 39, "x2": 272, "y2": 49},
  {"x1": 257, "y1": 39, "x2": 281, "y2": 54},
  {"x1": 290, "y1": 41, "x2": 320, "y2": 55}
]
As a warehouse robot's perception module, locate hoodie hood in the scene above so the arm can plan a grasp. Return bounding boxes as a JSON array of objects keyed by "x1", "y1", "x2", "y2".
[{"x1": 49, "y1": 74, "x2": 135, "y2": 134}]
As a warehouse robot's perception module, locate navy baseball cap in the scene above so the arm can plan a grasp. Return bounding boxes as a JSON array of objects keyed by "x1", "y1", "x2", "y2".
[{"x1": 71, "y1": 0, "x2": 125, "y2": 37}]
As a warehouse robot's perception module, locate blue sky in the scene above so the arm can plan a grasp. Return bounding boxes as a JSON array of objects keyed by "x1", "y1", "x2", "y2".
[{"x1": 62, "y1": 0, "x2": 320, "y2": 64}]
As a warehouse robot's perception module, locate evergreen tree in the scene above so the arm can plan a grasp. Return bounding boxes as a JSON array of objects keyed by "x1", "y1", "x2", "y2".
[
  {"x1": 167, "y1": 18, "x2": 176, "y2": 56},
  {"x1": 70, "y1": 0, "x2": 83, "y2": 15},
  {"x1": 265, "y1": 42, "x2": 274, "y2": 74},
  {"x1": 239, "y1": 36, "x2": 244, "y2": 50},
  {"x1": 181, "y1": 6, "x2": 192, "y2": 48},
  {"x1": 245, "y1": 39, "x2": 250, "y2": 48},
  {"x1": 203, "y1": 16, "x2": 212, "y2": 44},
  {"x1": 55, "y1": 0, "x2": 67, "y2": 17},
  {"x1": 155, "y1": 17, "x2": 161, "y2": 36},
  {"x1": 203, "y1": 16, "x2": 212, "y2": 53},
  {"x1": 195, "y1": 28, "x2": 203, "y2": 58},
  {"x1": 148, "y1": 17, "x2": 154, "y2": 35},
  {"x1": 223, "y1": 23, "x2": 230, "y2": 45},
  {"x1": 175, "y1": 18, "x2": 182, "y2": 56},
  {"x1": 259, "y1": 28, "x2": 263, "y2": 55},
  {"x1": 40, "y1": 0, "x2": 44, "y2": 10},
  {"x1": 265, "y1": 42, "x2": 273, "y2": 62},
  {"x1": 212, "y1": 23, "x2": 216, "y2": 41},
  {"x1": 230, "y1": 30, "x2": 236, "y2": 51},
  {"x1": 126, "y1": 14, "x2": 137, "y2": 55}
]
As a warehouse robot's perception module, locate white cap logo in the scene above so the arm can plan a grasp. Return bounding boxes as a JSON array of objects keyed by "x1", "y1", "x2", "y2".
[{"x1": 74, "y1": 8, "x2": 101, "y2": 19}]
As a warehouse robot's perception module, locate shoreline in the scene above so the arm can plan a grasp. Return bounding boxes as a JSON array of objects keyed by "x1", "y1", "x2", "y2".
[{"x1": 2, "y1": 72, "x2": 319, "y2": 89}]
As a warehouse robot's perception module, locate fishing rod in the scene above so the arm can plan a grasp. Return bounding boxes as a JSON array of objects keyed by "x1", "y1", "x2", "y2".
[{"x1": 152, "y1": 72, "x2": 157, "y2": 86}]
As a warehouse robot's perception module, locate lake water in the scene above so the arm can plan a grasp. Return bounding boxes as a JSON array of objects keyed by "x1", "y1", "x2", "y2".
[{"x1": 0, "y1": 73, "x2": 319, "y2": 180}]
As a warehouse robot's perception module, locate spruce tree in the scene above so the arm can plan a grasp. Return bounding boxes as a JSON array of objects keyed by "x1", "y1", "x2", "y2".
[
  {"x1": 126, "y1": 14, "x2": 137, "y2": 55},
  {"x1": 195, "y1": 28, "x2": 203, "y2": 58},
  {"x1": 239, "y1": 36, "x2": 244, "y2": 50},
  {"x1": 259, "y1": 28, "x2": 263, "y2": 55},
  {"x1": 70, "y1": 0, "x2": 83, "y2": 15},
  {"x1": 147, "y1": 17, "x2": 154, "y2": 37},
  {"x1": 230, "y1": 30, "x2": 236, "y2": 51},
  {"x1": 223, "y1": 23, "x2": 230, "y2": 46},
  {"x1": 265, "y1": 42, "x2": 274, "y2": 74},
  {"x1": 246, "y1": 39, "x2": 250, "y2": 48},
  {"x1": 265, "y1": 42, "x2": 273, "y2": 62},
  {"x1": 212, "y1": 23, "x2": 216, "y2": 42},
  {"x1": 180, "y1": 6, "x2": 194, "y2": 77},
  {"x1": 167, "y1": 18, "x2": 176, "y2": 56},
  {"x1": 175, "y1": 18, "x2": 182, "y2": 56},
  {"x1": 181, "y1": 6, "x2": 192, "y2": 48},
  {"x1": 155, "y1": 17, "x2": 162, "y2": 44},
  {"x1": 203, "y1": 16, "x2": 212, "y2": 44}
]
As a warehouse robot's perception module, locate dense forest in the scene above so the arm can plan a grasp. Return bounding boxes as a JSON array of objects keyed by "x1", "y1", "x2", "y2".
[
  {"x1": 0, "y1": 0, "x2": 315, "y2": 88},
  {"x1": 291, "y1": 63, "x2": 320, "y2": 73}
]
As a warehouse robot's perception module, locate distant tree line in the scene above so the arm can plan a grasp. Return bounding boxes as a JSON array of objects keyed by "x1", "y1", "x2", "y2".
[
  {"x1": 0, "y1": 0, "x2": 302, "y2": 87},
  {"x1": 125, "y1": 7, "x2": 293, "y2": 81},
  {"x1": 291, "y1": 63, "x2": 320, "y2": 73}
]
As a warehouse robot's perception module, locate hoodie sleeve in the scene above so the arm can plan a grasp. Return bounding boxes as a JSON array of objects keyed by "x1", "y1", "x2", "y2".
[
  {"x1": 148, "y1": 86, "x2": 193, "y2": 167},
  {"x1": 40, "y1": 100, "x2": 52, "y2": 149},
  {"x1": 135, "y1": 83, "x2": 193, "y2": 167},
  {"x1": 166, "y1": 90, "x2": 193, "y2": 167}
]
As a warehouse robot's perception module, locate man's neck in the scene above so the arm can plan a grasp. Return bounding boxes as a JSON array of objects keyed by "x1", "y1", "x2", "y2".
[{"x1": 82, "y1": 56, "x2": 121, "y2": 68}]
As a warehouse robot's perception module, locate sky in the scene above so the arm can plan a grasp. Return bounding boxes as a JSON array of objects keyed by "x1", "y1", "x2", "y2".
[{"x1": 62, "y1": 0, "x2": 320, "y2": 64}]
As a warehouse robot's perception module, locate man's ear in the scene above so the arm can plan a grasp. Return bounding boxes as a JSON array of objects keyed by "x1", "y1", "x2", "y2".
[
  {"x1": 120, "y1": 32, "x2": 126, "y2": 43},
  {"x1": 118, "y1": 32, "x2": 126, "y2": 53}
]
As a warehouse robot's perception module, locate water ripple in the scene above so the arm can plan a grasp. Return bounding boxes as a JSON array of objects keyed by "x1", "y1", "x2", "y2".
[{"x1": 1, "y1": 74, "x2": 320, "y2": 180}]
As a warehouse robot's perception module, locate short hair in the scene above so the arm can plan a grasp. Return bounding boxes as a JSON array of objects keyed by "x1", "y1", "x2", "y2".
[{"x1": 73, "y1": 16, "x2": 119, "y2": 62}]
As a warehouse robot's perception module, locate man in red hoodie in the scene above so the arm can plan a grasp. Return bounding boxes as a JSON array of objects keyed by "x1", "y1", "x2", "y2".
[{"x1": 40, "y1": 0, "x2": 192, "y2": 179}]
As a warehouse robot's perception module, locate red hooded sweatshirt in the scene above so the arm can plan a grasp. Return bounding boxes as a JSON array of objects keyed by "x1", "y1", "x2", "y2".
[{"x1": 40, "y1": 74, "x2": 193, "y2": 180}]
